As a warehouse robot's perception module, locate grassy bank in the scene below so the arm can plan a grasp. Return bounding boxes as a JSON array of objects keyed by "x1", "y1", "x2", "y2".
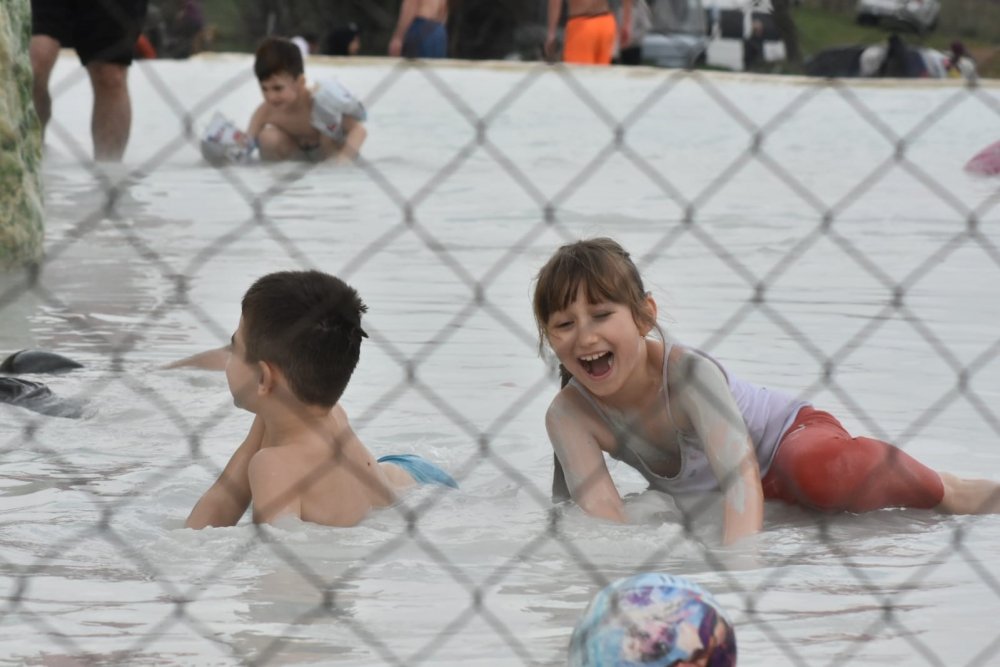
[{"x1": 200, "y1": 1, "x2": 248, "y2": 53}]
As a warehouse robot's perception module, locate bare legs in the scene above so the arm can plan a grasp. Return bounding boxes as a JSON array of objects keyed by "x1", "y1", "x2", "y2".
[
  {"x1": 764, "y1": 408, "x2": 1000, "y2": 516},
  {"x1": 256, "y1": 125, "x2": 302, "y2": 161},
  {"x1": 29, "y1": 35, "x2": 60, "y2": 132},
  {"x1": 936, "y1": 473, "x2": 1000, "y2": 514},
  {"x1": 29, "y1": 35, "x2": 132, "y2": 162},
  {"x1": 256, "y1": 125, "x2": 340, "y2": 162},
  {"x1": 87, "y1": 61, "x2": 131, "y2": 161}
]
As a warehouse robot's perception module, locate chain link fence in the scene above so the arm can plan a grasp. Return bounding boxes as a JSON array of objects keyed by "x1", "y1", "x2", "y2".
[{"x1": 3, "y1": 3, "x2": 1000, "y2": 665}]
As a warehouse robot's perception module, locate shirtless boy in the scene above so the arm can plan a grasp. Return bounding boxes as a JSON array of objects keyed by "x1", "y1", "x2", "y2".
[
  {"x1": 546, "y1": 0, "x2": 633, "y2": 65},
  {"x1": 185, "y1": 271, "x2": 456, "y2": 529},
  {"x1": 388, "y1": 0, "x2": 448, "y2": 59},
  {"x1": 247, "y1": 37, "x2": 367, "y2": 163}
]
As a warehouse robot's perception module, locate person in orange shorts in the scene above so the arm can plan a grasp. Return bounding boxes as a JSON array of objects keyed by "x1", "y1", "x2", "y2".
[{"x1": 546, "y1": 0, "x2": 632, "y2": 66}]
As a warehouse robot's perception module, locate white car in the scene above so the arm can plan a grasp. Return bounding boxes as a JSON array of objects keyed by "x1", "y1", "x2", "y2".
[
  {"x1": 856, "y1": 0, "x2": 940, "y2": 32},
  {"x1": 641, "y1": 0, "x2": 710, "y2": 68}
]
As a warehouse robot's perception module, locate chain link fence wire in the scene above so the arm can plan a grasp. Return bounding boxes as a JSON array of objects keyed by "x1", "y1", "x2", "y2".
[{"x1": 3, "y1": 3, "x2": 1000, "y2": 665}]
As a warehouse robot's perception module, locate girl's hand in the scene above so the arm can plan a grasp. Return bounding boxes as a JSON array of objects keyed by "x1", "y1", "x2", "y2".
[{"x1": 545, "y1": 391, "x2": 626, "y2": 522}]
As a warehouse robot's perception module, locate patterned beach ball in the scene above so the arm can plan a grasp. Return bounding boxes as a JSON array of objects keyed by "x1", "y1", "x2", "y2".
[{"x1": 568, "y1": 573, "x2": 736, "y2": 667}]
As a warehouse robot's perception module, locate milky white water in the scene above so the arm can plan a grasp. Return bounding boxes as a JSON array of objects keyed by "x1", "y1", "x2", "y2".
[{"x1": 1, "y1": 54, "x2": 1000, "y2": 666}]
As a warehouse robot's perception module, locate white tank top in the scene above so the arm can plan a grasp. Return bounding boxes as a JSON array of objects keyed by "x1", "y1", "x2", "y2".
[{"x1": 568, "y1": 341, "x2": 808, "y2": 494}]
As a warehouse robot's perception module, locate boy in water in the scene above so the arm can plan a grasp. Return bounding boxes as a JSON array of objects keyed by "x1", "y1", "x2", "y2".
[
  {"x1": 246, "y1": 36, "x2": 367, "y2": 163},
  {"x1": 185, "y1": 271, "x2": 455, "y2": 529}
]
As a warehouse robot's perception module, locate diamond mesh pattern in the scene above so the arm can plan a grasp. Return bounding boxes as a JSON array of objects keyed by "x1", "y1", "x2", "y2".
[{"x1": 3, "y1": 4, "x2": 1000, "y2": 665}]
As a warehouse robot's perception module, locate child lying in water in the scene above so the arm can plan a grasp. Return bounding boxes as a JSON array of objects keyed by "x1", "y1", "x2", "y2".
[{"x1": 533, "y1": 238, "x2": 1000, "y2": 545}]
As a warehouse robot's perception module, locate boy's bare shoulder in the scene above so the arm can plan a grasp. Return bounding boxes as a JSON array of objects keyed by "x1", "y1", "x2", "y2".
[{"x1": 248, "y1": 443, "x2": 310, "y2": 478}]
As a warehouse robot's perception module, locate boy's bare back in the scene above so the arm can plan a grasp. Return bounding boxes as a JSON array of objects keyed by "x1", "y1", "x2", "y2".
[
  {"x1": 184, "y1": 271, "x2": 454, "y2": 531},
  {"x1": 248, "y1": 404, "x2": 413, "y2": 526}
]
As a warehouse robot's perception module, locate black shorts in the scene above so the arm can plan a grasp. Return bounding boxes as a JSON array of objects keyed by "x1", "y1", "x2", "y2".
[{"x1": 31, "y1": 0, "x2": 149, "y2": 66}]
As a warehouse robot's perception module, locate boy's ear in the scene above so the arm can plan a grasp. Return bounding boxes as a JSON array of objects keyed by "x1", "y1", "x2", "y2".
[{"x1": 257, "y1": 361, "x2": 276, "y2": 395}]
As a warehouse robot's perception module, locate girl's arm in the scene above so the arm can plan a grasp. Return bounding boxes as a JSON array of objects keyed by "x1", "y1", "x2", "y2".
[
  {"x1": 545, "y1": 393, "x2": 626, "y2": 522},
  {"x1": 185, "y1": 415, "x2": 265, "y2": 528},
  {"x1": 552, "y1": 453, "x2": 571, "y2": 502},
  {"x1": 673, "y1": 353, "x2": 764, "y2": 545}
]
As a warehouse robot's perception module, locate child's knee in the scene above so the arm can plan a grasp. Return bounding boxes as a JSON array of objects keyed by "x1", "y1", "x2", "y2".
[
  {"x1": 87, "y1": 63, "x2": 127, "y2": 91},
  {"x1": 257, "y1": 126, "x2": 294, "y2": 160}
]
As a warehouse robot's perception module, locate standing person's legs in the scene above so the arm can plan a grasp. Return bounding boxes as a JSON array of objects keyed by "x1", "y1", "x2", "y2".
[
  {"x1": 86, "y1": 62, "x2": 131, "y2": 161},
  {"x1": 75, "y1": 0, "x2": 147, "y2": 161},
  {"x1": 29, "y1": 36, "x2": 61, "y2": 134},
  {"x1": 30, "y1": 0, "x2": 74, "y2": 137}
]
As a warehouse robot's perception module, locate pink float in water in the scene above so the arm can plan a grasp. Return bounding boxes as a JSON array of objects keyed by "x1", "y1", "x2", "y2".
[{"x1": 966, "y1": 140, "x2": 1000, "y2": 176}]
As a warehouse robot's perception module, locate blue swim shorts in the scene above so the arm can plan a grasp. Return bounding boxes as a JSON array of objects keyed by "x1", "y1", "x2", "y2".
[
  {"x1": 402, "y1": 17, "x2": 447, "y2": 59},
  {"x1": 377, "y1": 454, "x2": 458, "y2": 488}
]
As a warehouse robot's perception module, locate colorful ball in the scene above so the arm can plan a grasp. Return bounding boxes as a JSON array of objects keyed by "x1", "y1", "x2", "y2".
[{"x1": 568, "y1": 573, "x2": 736, "y2": 666}]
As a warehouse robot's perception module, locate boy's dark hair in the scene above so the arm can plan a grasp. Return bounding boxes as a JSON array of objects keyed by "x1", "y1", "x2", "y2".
[
  {"x1": 241, "y1": 271, "x2": 368, "y2": 407},
  {"x1": 254, "y1": 36, "x2": 304, "y2": 81}
]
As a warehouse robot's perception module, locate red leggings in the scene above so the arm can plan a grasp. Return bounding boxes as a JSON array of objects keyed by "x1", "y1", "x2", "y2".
[{"x1": 761, "y1": 407, "x2": 944, "y2": 512}]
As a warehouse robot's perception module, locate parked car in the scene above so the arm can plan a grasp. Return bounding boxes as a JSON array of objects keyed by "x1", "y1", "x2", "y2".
[
  {"x1": 642, "y1": 0, "x2": 710, "y2": 68},
  {"x1": 856, "y1": 0, "x2": 940, "y2": 32}
]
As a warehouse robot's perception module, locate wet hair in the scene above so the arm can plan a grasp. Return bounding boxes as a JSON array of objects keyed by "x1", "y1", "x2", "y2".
[
  {"x1": 532, "y1": 237, "x2": 656, "y2": 351},
  {"x1": 254, "y1": 36, "x2": 304, "y2": 81},
  {"x1": 241, "y1": 271, "x2": 368, "y2": 407}
]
